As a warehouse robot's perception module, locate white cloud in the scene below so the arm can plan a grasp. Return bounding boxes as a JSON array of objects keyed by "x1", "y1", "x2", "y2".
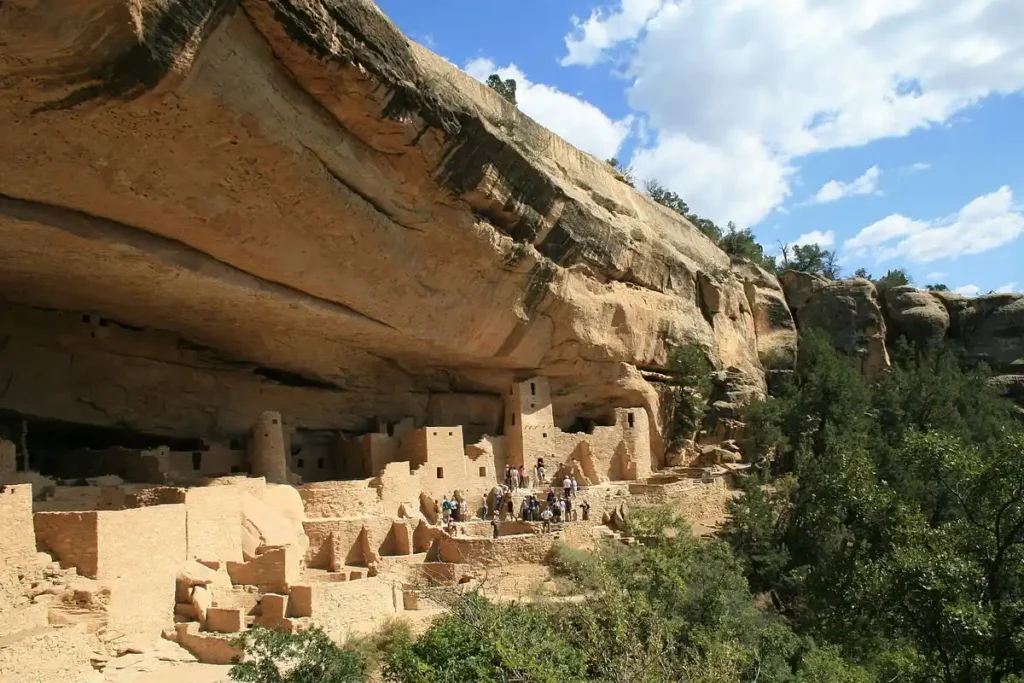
[
  {"x1": 956, "y1": 284, "x2": 981, "y2": 296},
  {"x1": 562, "y1": 0, "x2": 666, "y2": 67},
  {"x1": 844, "y1": 186, "x2": 1024, "y2": 263},
  {"x1": 811, "y1": 166, "x2": 882, "y2": 204},
  {"x1": 566, "y1": 0, "x2": 1024, "y2": 225},
  {"x1": 924, "y1": 271, "x2": 947, "y2": 281},
  {"x1": 792, "y1": 230, "x2": 836, "y2": 248},
  {"x1": 996, "y1": 282, "x2": 1018, "y2": 293},
  {"x1": 910, "y1": 162, "x2": 932, "y2": 172},
  {"x1": 630, "y1": 132, "x2": 792, "y2": 227},
  {"x1": 464, "y1": 58, "x2": 632, "y2": 160}
]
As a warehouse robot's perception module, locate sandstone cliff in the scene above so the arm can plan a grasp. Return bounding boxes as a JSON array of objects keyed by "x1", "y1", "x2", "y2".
[
  {"x1": 780, "y1": 272, "x2": 1024, "y2": 404},
  {"x1": 0, "y1": 0, "x2": 788, "y2": 454}
]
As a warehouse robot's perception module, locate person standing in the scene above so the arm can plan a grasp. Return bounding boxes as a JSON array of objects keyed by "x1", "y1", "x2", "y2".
[
  {"x1": 510, "y1": 465, "x2": 519, "y2": 490},
  {"x1": 540, "y1": 506, "x2": 553, "y2": 533},
  {"x1": 441, "y1": 496, "x2": 451, "y2": 523},
  {"x1": 518, "y1": 464, "x2": 527, "y2": 489},
  {"x1": 571, "y1": 476, "x2": 579, "y2": 497},
  {"x1": 581, "y1": 501, "x2": 591, "y2": 521},
  {"x1": 563, "y1": 474, "x2": 572, "y2": 499}
]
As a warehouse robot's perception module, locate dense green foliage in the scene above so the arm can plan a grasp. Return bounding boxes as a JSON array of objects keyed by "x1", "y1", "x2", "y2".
[
  {"x1": 778, "y1": 243, "x2": 840, "y2": 279},
  {"x1": 729, "y1": 330, "x2": 1024, "y2": 682},
  {"x1": 485, "y1": 73, "x2": 518, "y2": 105},
  {"x1": 387, "y1": 508, "x2": 872, "y2": 682},
  {"x1": 229, "y1": 627, "x2": 367, "y2": 683}
]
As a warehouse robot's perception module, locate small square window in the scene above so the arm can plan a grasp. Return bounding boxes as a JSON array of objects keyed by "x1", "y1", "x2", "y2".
[
  {"x1": 432, "y1": 431, "x2": 437, "y2": 436},
  {"x1": 436, "y1": 467, "x2": 444, "y2": 479},
  {"x1": 542, "y1": 433, "x2": 548, "y2": 438},
  {"x1": 271, "y1": 418, "x2": 278, "y2": 425},
  {"x1": 479, "y1": 467, "x2": 487, "y2": 477},
  {"x1": 448, "y1": 431, "x2": 453, "y2": 436}
]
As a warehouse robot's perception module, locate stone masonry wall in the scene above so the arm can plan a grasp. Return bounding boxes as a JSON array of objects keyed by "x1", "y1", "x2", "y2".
[{"x1": 34, "y1": 510, "x2": 100, "y2": 577}]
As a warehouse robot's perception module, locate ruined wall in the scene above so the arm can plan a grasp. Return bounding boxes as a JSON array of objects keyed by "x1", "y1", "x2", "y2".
[
  {"x1": 307, "y1": 578, "x2": 401, "y2": 639},
  {"x1": 34, "y1": 511, "x2": 100, "y2": 577},
  {"x1": 97, "y1": 504, "x2": 187, "y2": 635},
  {"x1": 183, "y1": 486, "x2": 243, "y2": 563},
  {"x1": 1, "y1": 484, "x2": 35, "y2": 567},
  {"x1": 300, "y1": 480, "x2": 383, "y2": 519},
  {"x1": 438, "y1": 532, "x2": 558, "y2": 566}
]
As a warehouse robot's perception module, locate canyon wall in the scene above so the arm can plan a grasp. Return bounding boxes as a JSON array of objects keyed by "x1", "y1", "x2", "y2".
[{"x1": 0, "y1": 0, "x2": 791, "y2": 454}]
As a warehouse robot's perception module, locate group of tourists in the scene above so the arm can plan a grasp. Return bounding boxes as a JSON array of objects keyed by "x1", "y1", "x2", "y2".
[{"x1": 439, "y1": 457, "x2": 593, "y2": 538}]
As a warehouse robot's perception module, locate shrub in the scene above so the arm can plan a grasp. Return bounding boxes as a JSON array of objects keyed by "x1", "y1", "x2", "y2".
[{"x1": 229, "y1": 627, "x2": 367, "y2": 683}]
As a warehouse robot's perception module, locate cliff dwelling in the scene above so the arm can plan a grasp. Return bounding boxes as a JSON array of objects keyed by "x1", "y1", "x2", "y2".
[{"x1": 9, "y1": 0, "x2": 1022, "y2": 680}]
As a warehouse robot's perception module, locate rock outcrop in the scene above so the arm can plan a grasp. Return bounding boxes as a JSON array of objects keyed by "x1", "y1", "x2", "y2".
[
  {"x1": 883, "y1": 286, "x2": 950, "y2": 348},
  {"x1": 779, "y1": 271, "x2": 890, "y2": 375},
  {"x1": 0, "y1": 0, "x2": 775, "y2": 454}
]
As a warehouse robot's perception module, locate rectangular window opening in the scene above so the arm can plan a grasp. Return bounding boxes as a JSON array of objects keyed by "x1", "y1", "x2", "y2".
[
  {"x1": 530, "y1": 382, "x2": 536, "y2": 396},
  {"x1": 628, "y1": 413, "x2": 635, "y2": 428},
  {"x1": 317, "y1": 458, "x2": 325, "y2": 469},
  {"x1": 479, "y1": 466, "x2": 487, "y2": 477},
  {"x1": 436, "y1": 467, "x2": 444, "y2": 479}
]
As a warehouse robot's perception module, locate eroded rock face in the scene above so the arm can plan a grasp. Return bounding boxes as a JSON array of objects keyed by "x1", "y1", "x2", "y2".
[
  {"x1": 779, "y1": 271, "x2": 890, "y2": 375},
  {"x1": 931, "y1": 292, "x2": 1024, "y2": 374},
  {"x1": 0, "y1": 0, "x2": 772, "y2": 450},
  {"x1": 733, "y1": 261, "x2": 798, "y2": 369},
  {"x1": 884, "y1": 286, "x2": 950, "y2": 347}
]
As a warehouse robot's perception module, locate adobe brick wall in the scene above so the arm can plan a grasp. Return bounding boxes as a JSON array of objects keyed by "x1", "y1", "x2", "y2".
[
  {"x1": 34, "y1": 510, "x2": 100, "y2": 577},
  {"x1": 308, "y1": 577, "x2": 401, "y2": 639},
  {"x1": 184, "y1": 486, "x2": 243, "y2": 563},
  {"x1": 438, "y1": 532, "x2": 557, "y2": 566},
  {"x1": 300, "y1": 480, "x2": 383, "y2": 519},
  {"x1": 1, "y1": 484, "x2": 36, "y2": 569},
  {"x1": 97, "y1": 503, "x2": 187, "y2": 636}
]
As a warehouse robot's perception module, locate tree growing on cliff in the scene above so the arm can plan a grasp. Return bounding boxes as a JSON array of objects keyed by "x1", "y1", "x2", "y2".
[
  {"x1": 605, "y1": 157, "x2": 636, "y2": 187},
  {"x1": 783, "y1": 243, "x2": 840, "y2": 279},
  {"x1": 925, "y1": 283, "x2": 949, "y2": 291},
  {"x1": 485, "y1": 74, "x2": 517, "y2": 105},
  {"x1": 872, "y1": 268, "x2": 912, "y2": 296}
]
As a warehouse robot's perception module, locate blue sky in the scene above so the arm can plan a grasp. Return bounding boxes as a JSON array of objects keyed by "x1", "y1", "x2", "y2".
[{"x1": 376, "y1": 0, "x2": 1024, "y2": 295}]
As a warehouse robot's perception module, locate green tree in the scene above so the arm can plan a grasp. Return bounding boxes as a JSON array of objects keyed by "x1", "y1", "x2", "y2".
[
  {"x1": 605, "y1": 157, "x2": 636, "y2": 187},
  {"x1": 853, "y1": 268, "x2": 872, "y2": 280},
  {"x1": 643, "y1": 178, "x2": 690, "y2": 216},
  {"x1": 665, "y1": 345, "x2": 715, "y2": 446},
  {"x1": 789, "y1": 243, "x2": 840, "y2": 279},
  {"x1": 926, "y1": 283, "x2": 949, "y2": 291},
  {"x1": 485, "y1": 73, "x2": 517, "y2": 105},
  {"x1": 230, "y1": 627, "x2": 367, "y2": 683},
  {"x1": 873, "y1": 268, "x2": 911, "y2": 296},
  {"x1": 720, "y1": 223, "x2": 776, "y2": 270}
]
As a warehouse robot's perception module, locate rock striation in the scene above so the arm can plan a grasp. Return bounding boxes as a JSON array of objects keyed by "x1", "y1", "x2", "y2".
[{"x1": 0, "y1": 0, "x2": 785, "y2": 456}]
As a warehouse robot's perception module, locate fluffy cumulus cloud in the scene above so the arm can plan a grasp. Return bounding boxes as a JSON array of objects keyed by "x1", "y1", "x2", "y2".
[
  {"x1": 996, "y1": 282, "x2": 1019, "y2": 293},
  {"x1": 464, "y1": 58, "x2": 632, "y2": 160},
  {"x1": 844, "y1": 186, "x2": 1024, "y2": 263},
  {"x1": 956, "y1": 284, "x2": 982, "y2": 296},
  {"x1": 562, "y1": 0, "x2": 1024, "y2": 226},
  {"x1": 792, "y1": 230, "x2": 836, "y2": 248},
  {"x1": 811, "y1": 166, "x2": 882, "y2": 204}
]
